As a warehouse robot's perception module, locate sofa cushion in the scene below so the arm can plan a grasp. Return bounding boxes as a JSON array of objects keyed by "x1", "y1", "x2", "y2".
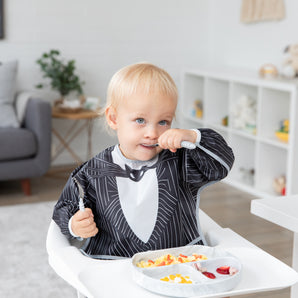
[
  {"x1": 0, "y1": 60, "x2": 19, "y2": 127},
  {"x1": 0, "y1": 127, "x2": 37, "y2": 161}
]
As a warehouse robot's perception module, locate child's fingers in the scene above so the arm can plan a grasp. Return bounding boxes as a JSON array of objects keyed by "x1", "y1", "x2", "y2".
[
  {"x1": 159, "y1": 129, "x2": 182, "y2": 148},
  {"x1": 79, "y1": 217, "x2": 96, "y2": 228},
  {"x1": 159, "y1": 129, "x2": 197, "y2": 151},
  {"x1": 72, "y1": 208, "x2": 97, "y2": 236},
  {"x1": 78, "y1": 223, "x2": 98, "y2": 238},
  {"x1": 75, "y1": 208, "x2": 94, "y2": 221},
  {"x1": 72, "y1": 216, "x2": 98, "y2": 238},
  {"x1": 159, "y1": 135, "x2": 182, "y2": 151}
]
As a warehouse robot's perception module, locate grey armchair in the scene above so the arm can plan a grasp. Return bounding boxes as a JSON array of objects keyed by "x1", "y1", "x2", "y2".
[{"x1": 0, "y1": 97, "x2": 52, "y2": 195}]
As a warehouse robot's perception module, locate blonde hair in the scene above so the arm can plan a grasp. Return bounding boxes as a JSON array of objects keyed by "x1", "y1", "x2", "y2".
[{"x1": 105, "y1": 62, "x2": 178, "y2": 110}]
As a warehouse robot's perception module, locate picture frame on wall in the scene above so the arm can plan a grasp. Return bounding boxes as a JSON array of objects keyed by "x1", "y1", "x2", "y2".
[{"x1": 0, "y1": 0, "x2": 3, "y2": 39}]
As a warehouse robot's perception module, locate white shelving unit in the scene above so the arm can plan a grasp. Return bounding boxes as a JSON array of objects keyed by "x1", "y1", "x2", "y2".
[{"x1": 180, "y1": 68, "x2": 298, "y2": 197}]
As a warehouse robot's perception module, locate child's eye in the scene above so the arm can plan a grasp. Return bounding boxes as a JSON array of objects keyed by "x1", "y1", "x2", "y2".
[
  {"x1": 136, "y1": 118, "x2": 145, "y2": 124},
  {"x1": 159, "y1": 120, "x2": 169, "y2": 126}
]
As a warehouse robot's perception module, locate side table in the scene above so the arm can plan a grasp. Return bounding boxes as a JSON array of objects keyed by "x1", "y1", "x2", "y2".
[{"x1": 51, "y1": 107, "x2": 102, "y2": 165}]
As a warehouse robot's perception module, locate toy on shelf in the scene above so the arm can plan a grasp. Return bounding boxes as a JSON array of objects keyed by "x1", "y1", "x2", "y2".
[
  {"x1": 191, "y1": 99, "x2": 203, "y2": 119},
  {"x1": 240, "y1": 167, "x2": 255, "y2": 186},
  {"x1": 273, "y1": 175, "x2": 286, "y2": 195},
  {"x1": 231, "y1": 95, "x2": 257, "y2": 135},
  {"x1": 275, "y1": 119, "x2": 289, "y2": 143},
  {"x1": 259, "y1": 64, "x2": 278, "y2": 79},
  {"x1": 222, "y1": 115, "x2": 229, "y2": 126},
  {"x1": 280, "y1": 44, "x2": 298, "y2": 78}
]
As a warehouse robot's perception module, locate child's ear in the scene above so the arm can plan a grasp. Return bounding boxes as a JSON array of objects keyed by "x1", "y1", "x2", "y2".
[{"x1": 105, "y1": 106, "x2": 118, "y2": 130}]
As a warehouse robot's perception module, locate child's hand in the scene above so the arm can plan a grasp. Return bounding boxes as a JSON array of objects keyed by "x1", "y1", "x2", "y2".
[
  {"x1": 158, "y1": 129, "x2": 197, "y2": 153},
  {"x1": 71, "y1": 208, "x2": 98, "y2": 238}
]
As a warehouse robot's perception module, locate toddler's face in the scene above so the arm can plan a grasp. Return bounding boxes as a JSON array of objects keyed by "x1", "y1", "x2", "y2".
[{"x1": 107, "y1": 90, "x2": 176, "y2": 161}]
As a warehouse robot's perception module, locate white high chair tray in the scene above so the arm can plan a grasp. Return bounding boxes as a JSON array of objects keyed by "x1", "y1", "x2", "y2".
[
  {"x1": 47, "y1": 214, "x2": 298, "y2": 298},
  {"x1": 75, "y1": 244, "x2": 298, "y2": 298}
]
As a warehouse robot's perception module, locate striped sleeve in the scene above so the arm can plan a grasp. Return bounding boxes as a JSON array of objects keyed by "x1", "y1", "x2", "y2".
[
  {"x1": 52, "y1": 164, "x2": 94, "y2": 239},
  {"x1": 183, "y1": 128, "x2": 234, "y2": 186},
  {"x1": 52, "y1": 176, "x2": 81, "y2": 238}
]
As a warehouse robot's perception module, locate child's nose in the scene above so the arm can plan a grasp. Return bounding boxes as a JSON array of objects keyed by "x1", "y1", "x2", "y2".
[{"x1": 145, "y1": 125, "x2": 158, "y2": 139}]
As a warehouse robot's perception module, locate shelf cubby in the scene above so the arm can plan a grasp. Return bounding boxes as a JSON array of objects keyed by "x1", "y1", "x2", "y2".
[
  {"x1": 182, "y1": 74, "x2": 205, "y2": 120},
  {"x1": 229, "y1": 82, "x2": 258, "y2": 135},
  {"x1": 205, "y1": 78, "x2": 229, "y2": 127},
  {"x1": 181, "y1": 68, "x2": 298, "y2": 197},
  {"x1": 229, "y1": 135, "x2": 256, "y2": 187},
  {"x1": 258, "y1": 87, "x2": 291, "y2": 142},
  {"x1": 255, "y1": 143, "x2": 287, "y2": 196}
]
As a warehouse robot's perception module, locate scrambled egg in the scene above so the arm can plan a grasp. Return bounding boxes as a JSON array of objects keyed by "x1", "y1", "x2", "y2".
[
  {"x1": 160, "y1": 273, "x2": 192, "y2": 284},
  {"x1": 136, "y1": 253, "x2": 207, "y2": 268}
]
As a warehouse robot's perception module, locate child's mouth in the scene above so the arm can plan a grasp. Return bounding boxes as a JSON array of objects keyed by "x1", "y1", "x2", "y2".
[{"x1": 142, "y1": 143, "x2": 158, "y2": 148}]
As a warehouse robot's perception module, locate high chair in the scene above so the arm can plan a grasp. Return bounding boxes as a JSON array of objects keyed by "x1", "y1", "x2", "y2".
[{"x1": 46, "y1": 209, "x2": 298, "y2": 298}]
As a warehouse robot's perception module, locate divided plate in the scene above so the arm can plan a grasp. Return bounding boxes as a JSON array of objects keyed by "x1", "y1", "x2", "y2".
[{"x1": 131, "y1": 245, "x2": 242, "y2": 297}]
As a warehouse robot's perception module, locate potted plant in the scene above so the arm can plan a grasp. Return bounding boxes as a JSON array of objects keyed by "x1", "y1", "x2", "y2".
[{"x1": 36, "y1": 49, "x2": 85, "y2": 111}]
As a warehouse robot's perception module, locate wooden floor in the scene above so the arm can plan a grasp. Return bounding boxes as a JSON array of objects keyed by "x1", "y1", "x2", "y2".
[{"x1": 0, "y1": 166, "x2": 293, "y2": 298}]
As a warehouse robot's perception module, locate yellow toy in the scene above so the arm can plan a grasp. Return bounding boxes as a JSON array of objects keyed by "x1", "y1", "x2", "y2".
[
  {"x1": 193, "y1": 99, "x2": 203, "y2": 118},
  {"x1": 275, "y1": 119, "x2": 289, "y2": 143}
]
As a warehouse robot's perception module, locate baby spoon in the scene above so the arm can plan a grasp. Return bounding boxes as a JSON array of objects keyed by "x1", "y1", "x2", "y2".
[
  {"x1": 151, "y1": 141, "x2": 196, "y2": 150},
  {"x1": 73, "y1": 177, "x2": 85, "y2": 211}
]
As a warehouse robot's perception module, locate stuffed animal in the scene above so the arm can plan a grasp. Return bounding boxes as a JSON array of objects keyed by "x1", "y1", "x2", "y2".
[
  {"x1": 232, "y1": 95, "x2": 257, "y2": 134},
  {"x1": 273, "y1": 175, "x2": 286, "y2": 195},
  {"x1": 281, "y1": 44, "x2": 298, "y2": 78}
]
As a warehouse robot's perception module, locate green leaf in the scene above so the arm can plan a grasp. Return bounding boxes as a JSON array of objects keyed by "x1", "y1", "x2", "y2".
[{"x1": 35, "y1": 49, "x2": 84, "y2": 96}]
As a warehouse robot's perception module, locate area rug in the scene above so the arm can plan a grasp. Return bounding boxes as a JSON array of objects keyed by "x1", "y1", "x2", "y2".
[{"x1": 0, "y1": 201, "x2": 76, "y2": 298}]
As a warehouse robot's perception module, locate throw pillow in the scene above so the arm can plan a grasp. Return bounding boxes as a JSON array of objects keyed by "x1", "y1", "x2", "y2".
[
  {"x1": 0, "y1": 60, "x2": 19, "y2": 127},
  {"x1": 0, "y1": 60, "x2": 18, "y2": 104},
  {"x1": 15, "y1": 91, "x2": 32, "y2": 125},
  {"x1": 0, "y1": 104, "x2": 20, "y2": 128}
]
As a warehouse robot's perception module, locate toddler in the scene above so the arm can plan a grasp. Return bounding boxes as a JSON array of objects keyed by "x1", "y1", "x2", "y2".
[{"x1": 53, "y1": 62, "x2": 234, "y2": 259}]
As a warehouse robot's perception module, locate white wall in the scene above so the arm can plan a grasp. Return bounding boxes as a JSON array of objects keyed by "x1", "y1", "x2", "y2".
[
  {"x1": 1, "y1": 0, "x2": 297, "y2": 165},
  {"x1": 206, "y1": 0, "x2": 298, "y2": 70},
  {"x1": 0, "y1": 0, "x2": 209, "y2": 164},
  {"x1": 1, "y1": 0, "x2": 209, "y2": 98}
]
